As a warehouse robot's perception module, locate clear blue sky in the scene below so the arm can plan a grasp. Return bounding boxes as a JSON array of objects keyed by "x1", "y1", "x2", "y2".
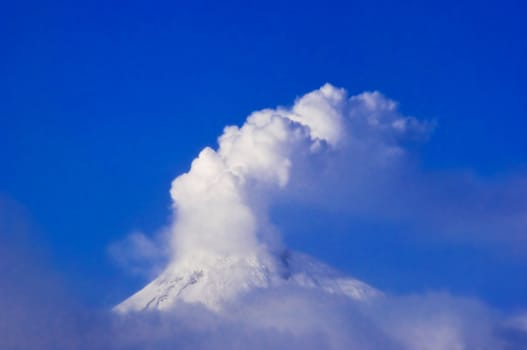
[{"x1": 1, "y1": 0, "x2": 526, "y2": 310}]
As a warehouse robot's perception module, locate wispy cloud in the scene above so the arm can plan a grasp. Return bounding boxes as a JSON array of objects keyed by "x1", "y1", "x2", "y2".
[{"x1": 108, "y1": 229, "x2": 170, "y2": 278}]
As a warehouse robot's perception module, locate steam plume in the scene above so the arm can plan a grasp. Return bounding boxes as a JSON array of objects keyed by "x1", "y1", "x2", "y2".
[{"x1": 168, "y1": 84, "x2": 427, "y2": 264}]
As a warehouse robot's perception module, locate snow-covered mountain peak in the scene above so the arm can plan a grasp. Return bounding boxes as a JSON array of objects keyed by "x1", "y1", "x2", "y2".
[{"x1": 115, "y1": 251, "x2": 380, "y2": 313}]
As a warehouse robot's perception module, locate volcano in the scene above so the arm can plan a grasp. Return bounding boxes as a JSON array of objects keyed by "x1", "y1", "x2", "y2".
[{"x1": 115, "y1": 85, "x2": 409, "y2": 314}]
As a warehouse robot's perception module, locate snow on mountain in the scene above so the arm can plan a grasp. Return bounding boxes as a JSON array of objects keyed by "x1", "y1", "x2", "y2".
[{"x1": 115, "y1": 251, "x2": 380, "y2": 313}]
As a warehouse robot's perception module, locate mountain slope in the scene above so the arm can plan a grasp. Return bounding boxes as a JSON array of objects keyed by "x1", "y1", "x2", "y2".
[{"x1": 115, "y1": 251, "x2": 380, "y2": 313}]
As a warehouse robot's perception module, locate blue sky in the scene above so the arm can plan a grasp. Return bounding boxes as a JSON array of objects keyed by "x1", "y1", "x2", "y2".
[{"x1": 1, "y1": 0, "x2": 526, "y2": 314}]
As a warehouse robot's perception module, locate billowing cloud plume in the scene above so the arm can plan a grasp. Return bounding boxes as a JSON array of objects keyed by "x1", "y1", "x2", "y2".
[{"x1": 167, "y1": 83, "x2": 430, "y2": 264}]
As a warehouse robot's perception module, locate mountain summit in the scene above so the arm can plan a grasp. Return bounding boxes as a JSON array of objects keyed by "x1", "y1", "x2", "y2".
[{"x1": 115, "y1": 251, "x2": 379, "y2": 312}]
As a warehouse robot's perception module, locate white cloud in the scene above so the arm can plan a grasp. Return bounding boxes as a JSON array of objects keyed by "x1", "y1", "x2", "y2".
[
  {"x1": 166, "y1": 83, "x2": 432, "y2": 265},
  {"x1": 108, "y1": 230, "x2": 170, "y2": 278}
]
